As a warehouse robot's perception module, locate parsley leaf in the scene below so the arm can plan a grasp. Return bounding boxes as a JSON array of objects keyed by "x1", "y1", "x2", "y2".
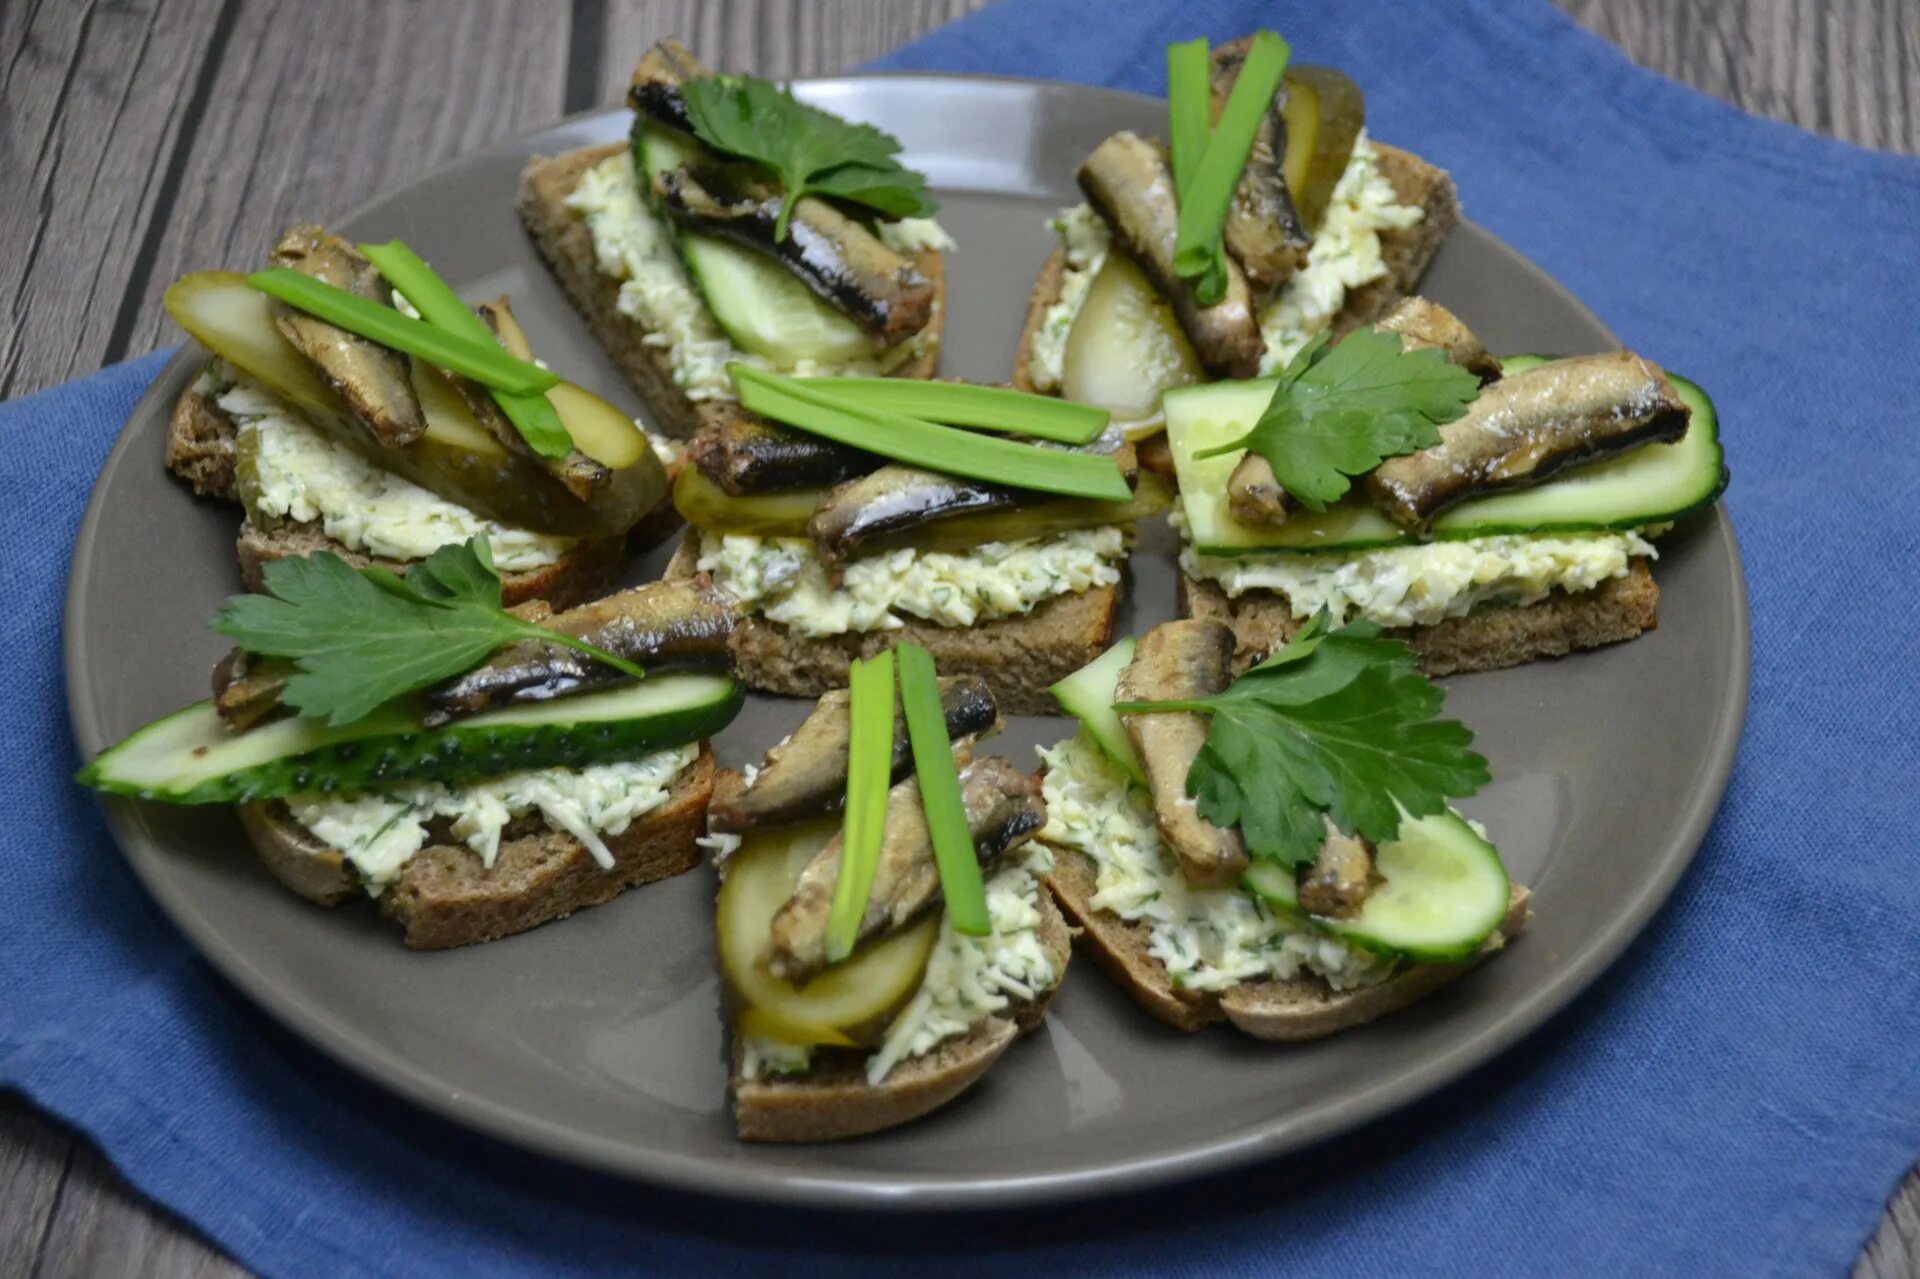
[
  {"x1": 1115, "y1": 613, "x2": 1489, "y2": 867},
  {"x1": 680, "y1": 74, "x2": 937, "y2": 241},
  {"x1": 210, "y1": 538, "x2": 645, "y2": 727},
  {"x1": 1199, "y1": 326, "x2": 1481, "y2": 512}
]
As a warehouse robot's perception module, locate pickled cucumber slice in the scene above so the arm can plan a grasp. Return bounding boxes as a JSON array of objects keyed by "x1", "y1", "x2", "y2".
[
  {"x1": 1279, "y1": 66, "x2": 1366, "y2": 232},
  {"x1": 1060, "y1": 252, "x2": 1203, "y2": 430},
  {"x1": 77, "y1": 674, "x2": 743, "y2": 804},
  {"x1": 717, "y1": 820, "x2": 938, "y2": 1045}
]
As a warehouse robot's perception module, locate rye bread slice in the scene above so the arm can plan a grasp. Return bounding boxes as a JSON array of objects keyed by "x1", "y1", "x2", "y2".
[
  {"x1": 238, "y1": 747, "x2": 714, "y2": 949},
  {"x1": 1011, "y1": 142, "x2": 1459, "y2": 396},
  {"x1": 732, "y1": 882, "x2": 1074, "y2": 1142},
  {"x1": 167, "y1": 375, "x2": 633, "y2": 610},
  {"x1": 1043, "y1": 844, "x2": 1528, "y2": 1040},
  {"x1": 663, "y1": 536, "x2": 1120, "y2": 715},
  {"x1": 1180, "y1": 557, "x2": 1661, "y2": 678},
  {"x1": 516, "y1": 142, "x2": 945, "y2": 441}
]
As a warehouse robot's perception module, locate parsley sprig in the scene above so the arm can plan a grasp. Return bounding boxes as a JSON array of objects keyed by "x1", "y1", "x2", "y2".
[
  {"x1": 680, "y1": 74, "x2": 938, "y2": 241},
  {"x1": 1113, "y1": 613, "x2": 1489, "y2": 867},
  {"x1": 211, "y1": 538, "x2": 645, "y2": 726},
  {"x1": 1198, "y1": 326, "x2": 1481, "y2": 510}
]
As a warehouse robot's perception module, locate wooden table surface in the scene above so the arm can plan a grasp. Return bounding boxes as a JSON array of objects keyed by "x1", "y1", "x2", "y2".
[{"x1": 3, "y1": 1, "x2": 1916, "y2": 1273}]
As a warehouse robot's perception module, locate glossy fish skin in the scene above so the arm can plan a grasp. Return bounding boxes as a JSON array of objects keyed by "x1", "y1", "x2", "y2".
[
  {"x1": 625, "y1": 38, "x2": 705, "y2": 132},
  {"x1": 689, "y1": 409, "x2": 876, "y2": 496},
  {"x1": 467, "y1": 299, "x2": 612, "y2": 502},
  {"x1": 1117, "y1": 620, "x2": 1248, "y2": 887},
  {"x1": 211, "y1": 650, "x2": 292, "y2": 733},
  {"x1": 1366, "y1": 350, "x2": 1691, "y2": 533},
  {"x1": 1376, "y1": 297, "x2": 1502, "y2": 384},
  {"x1": 420, "y1": 579, "x2": 736, "y2": 726},
  {"x1": 1077, "y1": 132, "x2": 1265, "y2": 379},
  {"x1": 650, "y1": 165, "x2": 936, "y2": 345},
  {"x1": 806, "y1": 438, "x2": 1139, "y2": 562},
  {"x1": 709, "y1": 676, "x2": 1000, "y2": 833},
  {"x1": 762, "y1": 756, "x2": 1044, "y2": 983},
  {"x1": 1225, "y1": 301, "x2": 1501, "y2": 529},
  {"x1": 1296, "y1": 823, "x2": 1376, "y2": 919},
  {"x1": 269, "y1": 224, "x2": 425, "y2": 447},
  {"x1": 1209, "y1": 41, "x2": 1309, "y2": 295}
]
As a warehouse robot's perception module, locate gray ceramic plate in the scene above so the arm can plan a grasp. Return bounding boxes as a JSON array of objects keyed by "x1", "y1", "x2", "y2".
[{"x1": 65, "y1": 76, "x2": 1748, "y2": 1210}]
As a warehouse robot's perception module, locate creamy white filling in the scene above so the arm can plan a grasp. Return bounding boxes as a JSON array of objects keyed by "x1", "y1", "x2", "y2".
[
  {"x1": 1181, "y1": 529, "x2": 1659, "y2": 628},
  {"x1": 1025, "y1": 204, "x2": 1113, "y2": 392},
  {"x1": 1256, "y1": 133, "x2": 1423, "y2": 371},
  {"x1": 1038, "y1": 733, "x2": 1392, "y2": 993},
  {"x1": 289, "y1": 745, "x2": 698, "y2": 895},
  {"x1": 214, "y1": 370, "x2": 574, "y2": 571},
  {"x1": 696, "y1": 526, "x2": 1127, "y2": 638},
  {"x1": 565, "y1": 152, "x2": 944, "y2": 401},
  {"x1": 866, "y1": 841, "x2": 1058, "y2": 1084}
]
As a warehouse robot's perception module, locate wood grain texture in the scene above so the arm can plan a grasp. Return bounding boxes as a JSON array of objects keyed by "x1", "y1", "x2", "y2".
[{"x1": 3, "y1": 2, "x2": 1918, "y2": 1277}]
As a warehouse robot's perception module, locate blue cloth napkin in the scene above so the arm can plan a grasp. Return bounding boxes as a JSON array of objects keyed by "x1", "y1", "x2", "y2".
[{"x1": 7, "y1": 1, "x2": 1919, "y2": 1274}]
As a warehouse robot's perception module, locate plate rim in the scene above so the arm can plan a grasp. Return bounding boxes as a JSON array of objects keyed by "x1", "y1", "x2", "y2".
[{"x1": 64, "y1": 74, "x2": 1752, "y2": 1211}]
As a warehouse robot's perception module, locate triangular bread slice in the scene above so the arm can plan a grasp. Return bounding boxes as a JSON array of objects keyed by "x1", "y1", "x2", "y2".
[
  {"x1": 1043, "y1": 844, "x2": 1528, "y2": 1040},
  {"x1": 237, "y1": 747, "x2": 714, "y2": 949},
  {"x1": 518, "y1": 142, "x2": 946, "y2": 442},
  {"x1": 731, "y1": 883, "x2": 1074, "y2": 1141},
  {"x1": 661, "y1": 535, "x2": 1121, "y2": 716},
  {"x1": 166, "y1": 372, "x2": 634, "y2": 611}
]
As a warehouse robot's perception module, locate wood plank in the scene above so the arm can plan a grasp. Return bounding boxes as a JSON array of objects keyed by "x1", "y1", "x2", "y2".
[
  {"x1": 0, "y1": 0, "x2": 230, "y2": 400},
  {"x1": 101, "y1": 0, "x2": 577, "y2": 382},
  {"x1": 0, "y1": 1096, "x2": 71, "y2": 1277},
  {"x1": 31, "y1": 1134, "x2": 246, "y2": 1279},
  {"x1": 1560, "y1": 0, "x2": 1920, "y2": 154}
]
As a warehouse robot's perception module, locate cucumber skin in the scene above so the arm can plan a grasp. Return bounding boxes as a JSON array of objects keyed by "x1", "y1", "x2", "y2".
[
  {"x1": 1175, "y1": 361, "x2": 1728, "y2": 556},
  {"x1": 79, "y1": 681, "x2": 744, "y2": 805}
]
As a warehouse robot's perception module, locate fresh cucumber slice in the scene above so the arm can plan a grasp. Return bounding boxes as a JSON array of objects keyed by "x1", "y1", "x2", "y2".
[
  {"x1": 1059, "y1": 253, "x2": 1203, "y2": 429},
  {"x1": 78, "y1": 674, "x2": 743, "y2": 804},
  {"x1": 1165, "y1": 363, "x2": 1726, "y2": 556},
  {"x1": 632, "y1": 127, "x2": 879, "y2": 369},
  {"x1": 1240, "y1": 810, "x2": 1511, "y2": 962},
  {"x1": 1048, "y1": 637, "x2": 1145, "y2": 785}
]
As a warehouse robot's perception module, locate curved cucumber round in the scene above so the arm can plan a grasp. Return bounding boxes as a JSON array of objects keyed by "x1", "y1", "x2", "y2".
[
  {"x1": 633, "y1": 126, "x2": 878, "y2": 369},
  {"x1": 1242, "y1": 811, "x2": 1510, "y2": 962},
  {"x1": 77, "y1": 674, "x2": 743, "y2": 805},
  {"x1": 1165, "y1": 362, "x2": 1726, "y2": 556},
  {"x1": 1048, "y1": 637, "x2": 1145, "y2": 785}
]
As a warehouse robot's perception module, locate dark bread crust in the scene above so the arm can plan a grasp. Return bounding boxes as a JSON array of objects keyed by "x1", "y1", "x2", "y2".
[
  {"x1": 1012, "y1": 142, "x2": 1459, "y2": 394},
  {"x1": 516, "y1": 143, "x2": 946, "y2": 441},
  {"x1": 1180, "y1": 557, "x2": 1661, "y2": 677},
  {"x1": 1043, "y1": 844, "x2": 1528, "y2": 1040},
  {"x1": 731, "y1": 881, "x2": 1074, "y2": 1142},
  {"x1": 238, "y1": 748, "x2": 714, "y2": 949},
  {"x1": 664, "y1": 537, "x2": 1121, "y2": 715}
]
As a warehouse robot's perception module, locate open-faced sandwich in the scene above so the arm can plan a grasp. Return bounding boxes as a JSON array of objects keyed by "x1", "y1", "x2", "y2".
[
  {"x1": 709, "y1": 645, "x2": 1069, "y2": 1140},
  {"x1": 519, "y1": 38, "x2": 949, "y2": 441},
  {"x1": 661, "y1": 370, "x2": 1163, "y2": 711},
  {"x1": 1168, "y1": 324, "x2": 1727, "y2": 673},
  {"x1": 1038, "y1": 619, "x2": 1525, "y2": 1038},
  {"x1": 1015, "y1": 31, "x2": 1458, "y2": 437},
  {"x1": 164, "y1": 232, "x2": 673, "y2": 608},
  {"x1": 78, "y1": 539, "x2": 743, "y2": 949}
]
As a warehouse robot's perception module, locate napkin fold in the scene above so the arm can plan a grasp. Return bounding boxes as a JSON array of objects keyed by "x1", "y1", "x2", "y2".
[{"x1": 6, "y1": 2, "x2": 1919, "y2": 1275}]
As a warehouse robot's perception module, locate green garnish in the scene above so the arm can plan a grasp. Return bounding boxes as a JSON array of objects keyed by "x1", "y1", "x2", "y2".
[
  {"x1": 896, "y1": 643, "x2": 989, "y2": 936},
  {"x1": 731, "y1": 365, "x2": 1132, "y2": 502},
  {"x1": 826, "y1": 651, "x2": 897, "y2": 964},
  {"x1": 1196, "y1": 326, "x2": 1480, "y2": 511},
  {"x1": 357, "y1": 240, "x2": 573, "y2": 460},
  {"x1": 1170, "y1": 30, "x2": 1290, "y2": 304},
  {"x1": 680, "y1": 74, "x2": 938, "y2": 242},
  {"x1": 794, "y1": 377, "x2": 1109, "y2": 444},
  {"x1": 1165, "y1": 38, "x2": 1212, "y2": 199},
  {"x1": 247, "y1": 268, "x2": 558, "y2": 396},
  {"x1": 211, "y1": 537, "x2": 644, "y2": 727},
  {"x1": 1114, "y1": 611, "x2": 1488, "y2": 867}
]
